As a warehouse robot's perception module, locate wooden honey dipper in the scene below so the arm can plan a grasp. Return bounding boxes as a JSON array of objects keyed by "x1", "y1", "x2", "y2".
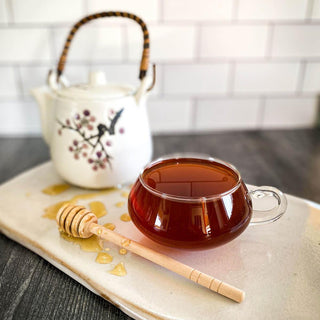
[{"x1": 57, "y1": 204, "x2": 245, "y2": 303}]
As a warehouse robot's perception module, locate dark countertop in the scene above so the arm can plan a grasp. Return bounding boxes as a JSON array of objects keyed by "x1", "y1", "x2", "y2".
[{"x1": 0, "y1": 129, "x2": 319, "y2": 320}]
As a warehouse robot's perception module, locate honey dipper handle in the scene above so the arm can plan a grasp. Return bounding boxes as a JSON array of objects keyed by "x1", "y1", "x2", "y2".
[{"x1": 89, "y1": 223, "x2": 245, "y2": 303}]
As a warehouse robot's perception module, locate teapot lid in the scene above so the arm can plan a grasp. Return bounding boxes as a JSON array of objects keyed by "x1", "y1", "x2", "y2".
[{"x1": 56, "y1": 71, "x2": 136, "y2": 100}]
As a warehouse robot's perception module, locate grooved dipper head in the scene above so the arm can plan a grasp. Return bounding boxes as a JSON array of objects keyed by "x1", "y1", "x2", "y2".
[{"x1": 56, "y1": 204, "x2": 98, "y2": 238}]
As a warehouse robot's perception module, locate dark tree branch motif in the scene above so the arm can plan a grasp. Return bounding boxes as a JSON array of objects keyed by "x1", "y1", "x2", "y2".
[{"x1": 57, "y1": 108, "x2": 124, "y2": 171}]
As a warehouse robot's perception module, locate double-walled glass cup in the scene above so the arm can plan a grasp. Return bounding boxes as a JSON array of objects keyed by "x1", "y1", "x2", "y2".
[{"x1": 128, "y1": 155, "x2": 287, "y2": 250}]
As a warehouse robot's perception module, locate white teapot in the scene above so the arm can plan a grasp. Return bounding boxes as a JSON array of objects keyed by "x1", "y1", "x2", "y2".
[{"x1": 32, "y1": 12, "x2": 155, "y2": 189}]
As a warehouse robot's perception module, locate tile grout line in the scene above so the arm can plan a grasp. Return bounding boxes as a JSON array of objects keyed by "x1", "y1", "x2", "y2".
[
  {"x1": 257, "y1": 96, "x2": 266, "y2": 128},
  {"x1": 231, "y1": 0, "x2": 239, "y2": 21},
  {"x1": 122, "y1": 24, "x2": 128, "y2": 63},
  {"x1": 5, "y1": 0, "x2": 14, "y2": 23},
  {"x1": 190, "y1": 98, "x2": 198, "y2": 130},
  {"x1": 48, "y1": 26, "x2": 57, "y2": 66},
  {"x1": 13, "y1": 65, "x2": 24, "y2": 98},
  {"x1": 2, "y1": 21, "x2": 320, "y2": 29},
  {"x1": 159, "y1": 65, "x2": 165, "y2": 98},
  {"x1": 227, "y1": 62, "x2": 236, "y2": 96},
  {"x1": 194, "y1": 24, "x2": 202, "y2": 62},
  {"x1": 83, "y1": 0, "x2": 89, "y2": 15},
  {"x1": 147, "y1": 92, "x2": 319, "y2": 99},
  {"x1": 0, "y1": 95, "x2": 33, "y2": 102},
  {"x1": 1, "y1": 93, "x2": 318, "y2": 104},
  {"x1": 296, "y1": 60, "x2": 307, "y2": 94},
  {"x1": 305, "y1": 0, "x2": 315, "y2": 21},
  {"x1": 2, "y1": 57, "x2": 320, "y2": 68},
  {"x1": 158, "y1": 0, "x2": 164, "y2": 22},
  {"x1": 265, "y1": 23, "x2": 274, "y2": 59}
]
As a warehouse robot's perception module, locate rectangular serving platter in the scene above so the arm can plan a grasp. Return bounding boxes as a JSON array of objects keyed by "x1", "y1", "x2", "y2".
[{"x1": 0, "y1": 162, "x2": 319, "y2": 320}]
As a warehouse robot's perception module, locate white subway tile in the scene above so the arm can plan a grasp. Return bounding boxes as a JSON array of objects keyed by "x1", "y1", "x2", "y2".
[
  {"x1": 163, "y1": 0, "x2": 233, "y2": 21},
  {"x1": 238, "y1": 0, "x2": 308, "y2": 20},
  {"x1": 163, "y1": 64, "x2": 229, "y2": 95},
  {"x1": 52, "y1": 27, "x2": 123, "y2": 62},
  {"x1": 0, "y1": 1, "x2": 8, "y2": 23},
  {"x1": 12, "y1": 0, "x2": 84, "y2": 23},
  {"x1": 89, "y1": 64, "x2": 138, "y2": 84},
  {"x1": 234, "y1": 63, "x2": 299, "y2": 93},
  {"x1": 312, "y1": 0, "x2": 320, "y2": 19},
  {"x1": 20, "y1": 65, "x2": 88, "y2": 97},
  {"x1": 0, "y1": 67, "x2": 19, "y2": 97},
  {"x1": 272, "y1": 25, "x2": 320, "y2": 57},
  {"x1": 128, "y1": 25, "x2": 196, "y2": 61},
  {"x1": 147, "y1": 98, "x2": 192, "y2": 133},
  {"x1": 195, "y1": 99, "x2": 260, "y2": 130},
  {"x1": 58, "y1": 65, "x2": 89, "y2": 84},
  {"x1": 262, "y1": 98, "x2": 317, "y2": 128},
  {"x1": 0, "y1": 101, "x2": 41, "y2": 135},
  {"x1": 302, "y1": 63, "x2": 320, "y2": 93},
  {"x1": 89, "y1": 63, "x2": 161, "y2": 95},
  {"x1": 87, "y1": 0, "x2": 159, "y2": 22},
  {"x1": 0, "y1": 29, "x2": 51, "y2": 62},
  {"x1": 200, "y1": 25, "x2": 268, "y2": 58}
]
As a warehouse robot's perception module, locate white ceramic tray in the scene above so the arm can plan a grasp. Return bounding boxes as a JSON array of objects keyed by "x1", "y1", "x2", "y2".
[{"x1": 0, "y1": 162, "x2": 319, "y2": 320}]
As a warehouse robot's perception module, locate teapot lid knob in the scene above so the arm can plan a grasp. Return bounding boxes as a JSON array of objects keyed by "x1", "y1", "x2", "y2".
[{"x1": 89, "y1": 71, "x2": 107, "y2": 86}]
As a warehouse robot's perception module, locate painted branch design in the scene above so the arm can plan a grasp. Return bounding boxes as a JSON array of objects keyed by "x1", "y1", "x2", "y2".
[{"x1": 57, "y1": 108, "x2": 124, "y2": 170}]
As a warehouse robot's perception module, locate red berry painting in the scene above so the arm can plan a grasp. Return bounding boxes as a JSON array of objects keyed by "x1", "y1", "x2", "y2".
[{"x1": 57, "y1": 108, "x2": 124, "y2": 170}]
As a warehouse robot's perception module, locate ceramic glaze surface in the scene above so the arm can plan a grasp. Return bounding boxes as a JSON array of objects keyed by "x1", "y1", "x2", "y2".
[
  {"x1": 32, "y1": 71, "x2": 153, "y2": 189},
  {"x1": 0, "y1": 162, "x2": 319, "y2": 320},
  {"x1": 50, "y1": 95, "x2": 152, "y2": 188}
]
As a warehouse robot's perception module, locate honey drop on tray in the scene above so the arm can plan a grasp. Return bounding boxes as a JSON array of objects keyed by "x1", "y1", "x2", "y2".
[
  {"x1": 42, "y1": 188, "x2": 115, "y2": 220},
  {"x1": 42, "y1": 184, "x2": 70, "y2": 195},
  {"x1": 119, "y1": 248, "x2": 127, "y2": 255},
  {"x1": 95, "y1": 252, "x2": 113, "y2": 264},
  {"x1": 120, "y1": 213, "x2": 131, "y2": 222},
  {"x1": 109, "y1": 262, "x2": 127, "y2": 276},
  {"x1": 115, "y1": 201, "x2": 125, "y2": 208},
  {"x1": 89, "y1": 201, "x2": 108, "y2": 218},
  {"x1": 43, "y1": 201, "x2": 70, "y2": 220},
  {"x1": 60, "y1": 233, "x2": 102, "y2": 252}
]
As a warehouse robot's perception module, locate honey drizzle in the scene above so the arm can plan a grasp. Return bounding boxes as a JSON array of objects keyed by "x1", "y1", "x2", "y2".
[
  {"x1": 42, "y1": 185, "x2": 128, "y2": 276},
  {"x1": 95, "y1": 252, "x2": 113, "y2": 264},
  {"x1": 120, "y1": 213, "x2": 131, "y2": 222},
  {"x1": 121, "y1": 239, "x2": 131, "y2": 247},
  {"x1": 115, "y1": 201, "x2": 125, "y2": 208},
  {"x1": 43, "y1": 201, "x2": 71, "y2": 219},
  {"x1": 42, "y1": 184, "x2": 70, "y2": 195},
  {"x1": 89, "y1": 201, "x2": 108, "y2": 218},
  {"x1": 109, "y1": 262, "x2": 127, "y2": 276},
  {"x1": 42, "y1": 188, "x2": 116, "y2": 220},
  {"x1": 119, "y1": 248, "x2": 127, "y2": 255},
  {"x1": 103, "y1": 223, "x2": 116, "y2": 231},
  {"x1": 71, "y1": 188, "x2": 115, "y2": 202},
  {"x1": 60, "y1": 233, "x2": 102, "y2": 252}
]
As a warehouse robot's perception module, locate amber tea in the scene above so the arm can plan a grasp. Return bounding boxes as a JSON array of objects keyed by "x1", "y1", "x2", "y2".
[{"x1": 128, "y1": 157, "x2": 253, "y2": 249}]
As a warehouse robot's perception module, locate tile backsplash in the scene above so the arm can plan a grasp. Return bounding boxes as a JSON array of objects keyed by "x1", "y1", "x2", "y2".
[{"x1": 0, "y1": 0, "x2": 319, "y2": 135}]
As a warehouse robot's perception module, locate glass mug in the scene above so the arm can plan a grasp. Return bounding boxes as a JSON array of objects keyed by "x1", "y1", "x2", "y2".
[{"x1": 128, "y1": 155, "x2": 287, "y2": 249}]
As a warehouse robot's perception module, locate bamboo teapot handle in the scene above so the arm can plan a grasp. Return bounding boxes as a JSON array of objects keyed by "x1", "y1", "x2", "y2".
[{"x1": 54, "y1": 11, "x2": 155, "y2": 90}]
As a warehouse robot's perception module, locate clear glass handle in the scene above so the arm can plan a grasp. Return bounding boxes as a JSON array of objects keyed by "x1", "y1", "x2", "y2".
[{"x1": 249, "y1": 186, "x2": 287, "y2": 225}]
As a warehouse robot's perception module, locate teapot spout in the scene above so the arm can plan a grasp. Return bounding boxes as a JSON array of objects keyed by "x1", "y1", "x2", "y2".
[{"x1": 31, "y1": 86, "x2": 54, "y2": 145}]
